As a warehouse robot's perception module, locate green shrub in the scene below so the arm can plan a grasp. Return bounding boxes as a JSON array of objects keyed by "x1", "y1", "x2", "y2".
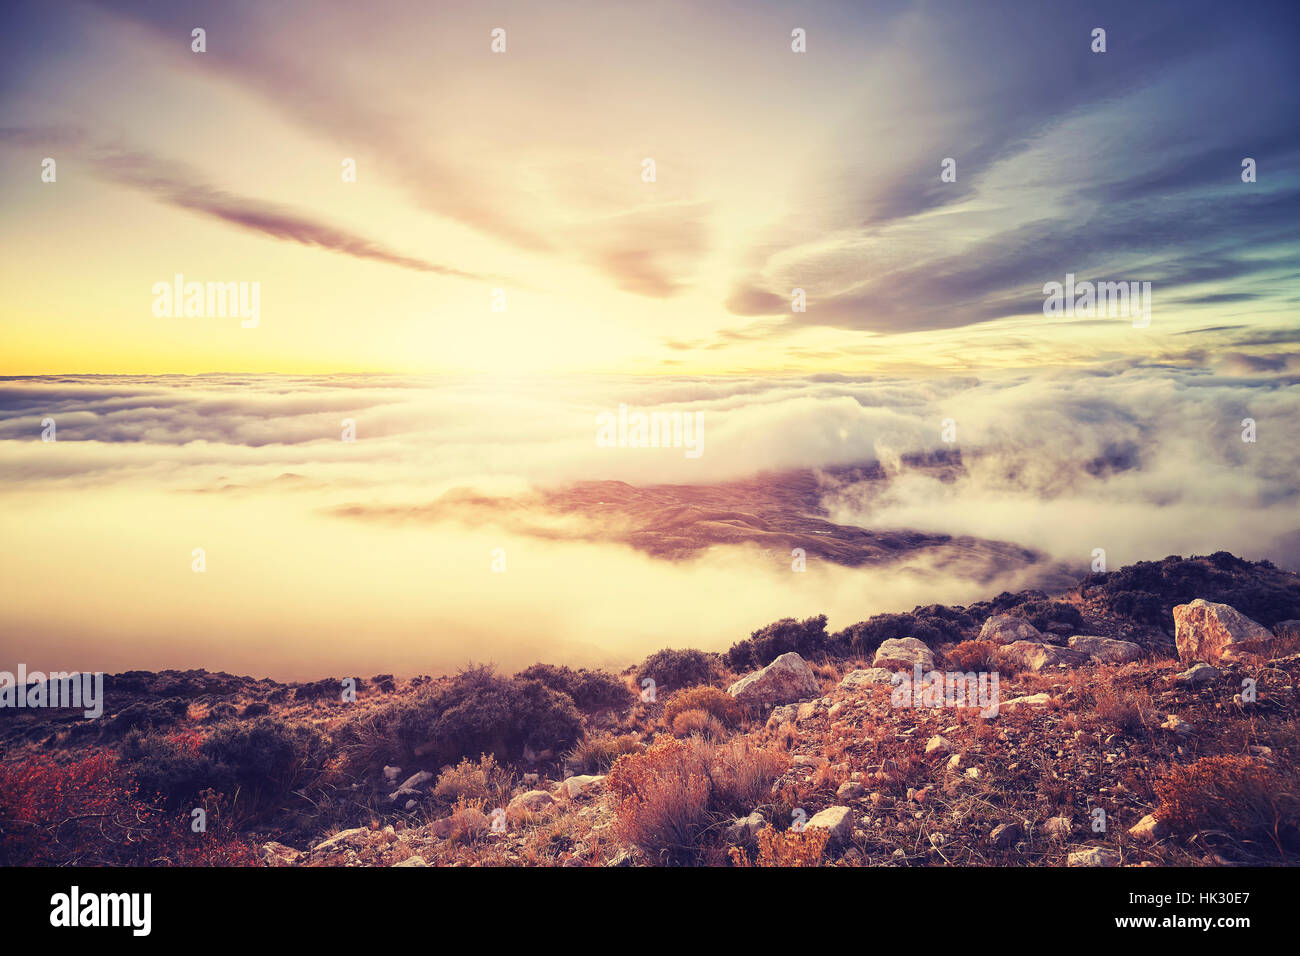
[
  {"x1": 515, "y1": 663, "x2": 631, "y2": 709},
  {"x1": 356, "y1": 665, "x2": 583, "y2": 768},
  {"x1": 727, "y1": 615, "x2": 831, "y2": 670},
  {"x1": 122, "y1": 717, "x2": 331, "y2": 820},
  {"x1": 636, "y1": 648, "x2": 718, "y2": 693}
]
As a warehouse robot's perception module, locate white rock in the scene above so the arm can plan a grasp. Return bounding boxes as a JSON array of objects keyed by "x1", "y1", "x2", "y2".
[
  {"x1": 1129, "y1": 814, "x2": 1169, "y2": 843},
  {"x1": 382, "y1": 765, "x2": 403, "y2": 785},
  {"x1": 1174, "y1": 598, "x2": 1274, "y2": 664},
  {"x1": 564, "y1": 774, "x2": 606, "y2": 799},
  {"x1": 1068, "y1": 846, "x2": 1121, "y2": 867},
  {"x1": 839, "y1": 668, "x2": 896, "y2": 690},
  {"x1": 872, "y1": 638, "x2": 935, "y2": 671},
  {"x1": 805, "y1": 806, "x2": 854, "y2": 844},
  {"x1": 727, "y1": 652, "x2": 821, "y2": 706},
  {"x1": 1068, "y1": 635, "x2": 1143, "y2": 664},
  {"x1": 979, "y1": 614, "x2": 1046, "y2": 645},
  {"x1": 508, "y1": 789, "x2": 557, "y2": 814},
  {"x1": 312, "y1": 827, "x2": 371, "y2": 854},
  {"x1": 925, "y1": 735, "x2": 952, "y2": 756}
]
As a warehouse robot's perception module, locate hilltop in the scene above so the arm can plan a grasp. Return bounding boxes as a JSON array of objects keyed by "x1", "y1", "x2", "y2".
[{"x1": 2, "y1": 551, "x2": 1298, "y2": 867}]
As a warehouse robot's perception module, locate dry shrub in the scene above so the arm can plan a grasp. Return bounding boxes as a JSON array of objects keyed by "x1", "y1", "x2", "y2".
[
  {"x1": 1154, "y1": 755, "x2": 1299, "y2": 856},
  {"x1": 695, "y1": 737, "x2": 789, "y2": 813},
  {"x1": 607, "y1": 736, "x2": 788, "y2": 864},
  {"x1": 1092, "y1": 684, "x2": 1154, "y2": 735},
  {"x1": 607, "y1": 738, "x2": 711, "y2": 865},
  {"x1": 432, "y1": 754, "x2": 513, "y2": 806},
  {"x1": 946, "y1": 640, "x2": 999, "y2": 672},
  {"x1": 730, "y1": 825, "x2": 829, "y2": 867},
  {"x1": 671, "y1": 709, "x2": 726, "y2": 740},
  {"x1": 565, "y1": 731, "x2": 644, "y2": 774},
  {"x1": 662, "y1": 686, "x2": 742, "y2": 728}
]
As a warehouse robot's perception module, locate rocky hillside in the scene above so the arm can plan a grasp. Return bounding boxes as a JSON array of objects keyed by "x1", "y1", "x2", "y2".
[{"x1": 2, "y1": 552, "x2": 1298, "y2": 867}]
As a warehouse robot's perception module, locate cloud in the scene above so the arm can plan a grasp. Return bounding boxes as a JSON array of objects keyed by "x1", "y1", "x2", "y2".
[{"x1": 0, "y1": 127, "x2": 483, "y2": 278}]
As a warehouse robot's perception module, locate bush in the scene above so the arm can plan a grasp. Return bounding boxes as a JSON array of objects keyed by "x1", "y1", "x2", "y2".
[
  {"x1": 607, "y1": 738, "x2": 712, "y2": 865},
  {"x1": 671, "y1": 709, "x2": 726, "y2": 740},
  {"x1": 607, "y1": 736, "x2": 787, "y2": 864},
  {"x1": 832, "y1": 613, "x2": 915, "y2": 657},
  {"x1": 1091, "y1": 686, "x2": 1154, "y2": 736},
  {"x1": 565, "y1": 732, "x2": 645, "y2": 775},
  {"x1": 122, "y1": 717, "x2": 332, "y2": 820},
  {"x1": 727, "y1": 615, "x2": 831, "y2": 670},
  {"x1": 0, "y1": 750, "x2": 259, "y2": 866},
  {"x1": 1154, "y1": 755, "x2": 1300, "y2": 857},
  {"x1": 355, "y1": 664, "x2": 583, "y2": 769},
  {"x1": 515, "y1": 663, "x2": 631, "y2": 709},
  {"x1": 946, "y1": 640, "x2": 998, "y2": 672},
  {"x1": 1008, "y1": 600, "x2": 1083, "y2": 632},
  {"x1": 730, "y1": 826, "x2": 829, "y2": 867},
  {"x1": 636, "y1": 648, "x2": 718, "y2": 693},
  {"x1": 662, "y1": 686, "x2": 742, "y2": 728},
  {"x1": 432, "y1": 754, "x2": 513, "y2": 807}
]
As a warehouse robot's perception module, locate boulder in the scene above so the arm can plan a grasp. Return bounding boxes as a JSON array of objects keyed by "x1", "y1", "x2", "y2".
[
  {"x1": 727, "y1": 652, "x2": 820, "y2": 706},
  {"x1": 564, "y1": 774, "x2": 606, "y2": 799},
  {"x1": 805, "y1": 806, "x2": 854, "y2": 844},
  {"x1": 839, "y1": 668, "x2": 896, "y2": 690},
  {"x1": 872, "y1": 638, "x2": 935, "y2": 671},
  {"x1": 393, "y1": 855, "x2": 428, "y2": 867},
  {"x1": 978, "y1": 614, "x2": 1046, "y2": 645},
  {"x1": 1067, "y1": 635, "x2": 1143, "y2": 664},
  {"x1": 1173, "y1": 599, "x2": 1274, "y2": 664},
  {"x1": 997, "y1": 641, "x2": 1089, "y2": 672}
]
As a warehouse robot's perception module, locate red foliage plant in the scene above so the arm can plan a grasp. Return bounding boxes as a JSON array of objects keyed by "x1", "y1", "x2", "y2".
[{"x1": 0, "y1": 748, "x2": 260, "y2": 867}]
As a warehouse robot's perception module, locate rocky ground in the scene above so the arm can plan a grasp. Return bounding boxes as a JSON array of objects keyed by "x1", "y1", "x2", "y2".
[{"x1": 3, "y1": 552, "x2": 1298, "y2": 867}]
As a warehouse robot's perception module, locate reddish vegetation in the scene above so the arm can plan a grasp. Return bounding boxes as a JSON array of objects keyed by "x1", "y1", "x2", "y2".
[{"x1": 0, "y1": 749, "x2": 259, "y2": 866}]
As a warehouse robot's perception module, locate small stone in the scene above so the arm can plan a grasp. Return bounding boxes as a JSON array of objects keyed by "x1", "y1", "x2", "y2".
[
  {"x1": 989, "y1": 822, "x2": 1021, "y2": 848},
  {"x1": 1129, "y1": 813, "x2": 1169, "y2": 843},
  {"x1": 805, "y1": 806, "x2": 853, "y2": 844},
  {"x1": 1068, "y1": 846, "x2": 1121, "y2": 867},
  {"x1": 925, "y1": 735, "x2": 952, "y2": 756},
  {"x1": 836, "y1": 781, "x2": 867, "y2": 801}
]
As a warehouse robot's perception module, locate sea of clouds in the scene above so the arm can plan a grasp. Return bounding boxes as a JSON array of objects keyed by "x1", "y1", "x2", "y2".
[{"x1": 0, "y1": 365, "x2": 1295, "y2": 679}]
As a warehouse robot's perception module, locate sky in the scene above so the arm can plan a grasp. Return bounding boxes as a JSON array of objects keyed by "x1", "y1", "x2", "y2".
[
  {"x1": 1, "y1": 1, "x2": 1298, "y2": 679},
  {"x1": 1, "y1": 0, "x2": 1297, "y2": 376}
]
